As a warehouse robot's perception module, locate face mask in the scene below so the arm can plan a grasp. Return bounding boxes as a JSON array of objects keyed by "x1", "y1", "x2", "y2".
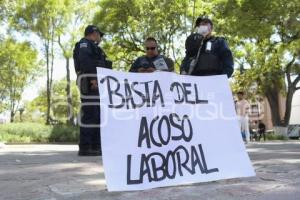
[{"x1": 197, "y1": 25, "x2": 209, "y2": 36}]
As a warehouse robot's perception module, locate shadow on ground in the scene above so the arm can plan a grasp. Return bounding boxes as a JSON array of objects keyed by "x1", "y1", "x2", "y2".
[{"x1": 0, "y1": 142, "x2": 299, "y2": 200}]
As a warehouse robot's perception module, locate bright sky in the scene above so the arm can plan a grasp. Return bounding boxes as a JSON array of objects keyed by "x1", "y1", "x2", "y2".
[
  {"x1": 22, "y1": 59, "x2": 77, "y2": 101},
  {"x1": 15, "y1": 30, "x2": 76, "y2": 101}
]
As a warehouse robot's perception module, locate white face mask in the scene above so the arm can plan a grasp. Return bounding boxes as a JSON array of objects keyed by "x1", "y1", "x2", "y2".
[{"x1": 197, "y1": 25, "x2": 209, "y2": 36}]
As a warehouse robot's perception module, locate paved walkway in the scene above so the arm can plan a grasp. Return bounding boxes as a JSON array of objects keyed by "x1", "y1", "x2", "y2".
[{"x1": 0, "y1": 141, "x2": 299, "y2": 200}]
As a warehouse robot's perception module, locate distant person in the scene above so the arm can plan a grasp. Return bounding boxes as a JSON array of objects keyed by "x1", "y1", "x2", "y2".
[
  {"x1": 180, "y1": 17, "x2": 233, "y2": 77},
  {"x1": 235, "y1": 91, "x2": 250, "y2": 143},
  {"x1": 129, "y1": 37, "x2": 174, "y2": 73},
  {"x1": 73, "y1": 25, "x2": 112, "y2": 156},
  {"x1": 249, "y1": 120, "x2": 257, "y2": 141},
  {"x1": 258, "y1": 120, "x2": 266, "y2": 141}
]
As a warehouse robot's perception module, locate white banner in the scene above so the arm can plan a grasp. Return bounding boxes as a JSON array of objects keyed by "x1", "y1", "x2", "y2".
[{"x1": 97, "y1": 68, "x2": 255, "y2": 191}]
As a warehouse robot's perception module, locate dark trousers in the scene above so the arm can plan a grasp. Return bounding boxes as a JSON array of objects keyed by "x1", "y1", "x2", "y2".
[
  {"x1": 258, "y1": 131, "x2": 266, "y2": 141},
  {"x1": 79, "y1": 89, "x2": 100, "y2": 150}
]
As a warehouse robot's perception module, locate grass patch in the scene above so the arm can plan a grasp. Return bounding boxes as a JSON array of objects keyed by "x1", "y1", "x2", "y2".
[
  {"x1": 265, "y1": 133, "x2": 289, "y2": 140},
  {"x1": 0, "y1": 122, "x2": 79, "y2": 143},
  {"x1": 49, "y1": 124, "x2": 79, "y2": 143}
]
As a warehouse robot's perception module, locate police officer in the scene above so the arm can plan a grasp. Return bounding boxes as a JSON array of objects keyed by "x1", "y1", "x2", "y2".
[
  {"x1": 129, "y1": 37, "x2": 174, "y2": 73},
  {"x1": 181, "y1": 17, "x2": 234, "y2": 77},
  {"x1": 73, "y1": 25, "x2": 112, "y2": 156}
]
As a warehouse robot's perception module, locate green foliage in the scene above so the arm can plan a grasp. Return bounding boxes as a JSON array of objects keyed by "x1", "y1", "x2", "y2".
[
  {"x1": 212, "y1": 0, "x2": 300, "y2": 126},
  {"x1": 49, "y1": 124, "x2": 79, "y2": 143},
  {"x1": 0, "y1": 123, "x2": 51, "y2": 143},
  {"x1": 12, "y1": 0, "x2": 73, "y2": 39},
  {"x1": 26, "y1": 79, "x2": 80, "y2": 123},
  {"x1": 231, "y1": 40, "x2": 287, "y2": 95},
  {"x1": 10, "y1": 0, "x2": 87, "y2": 124},
  {"x1": 51, "y1": 80, "x2": 80, "y2": 121},
  {"x1": 266, "y1": 133, "x2": 288, "y2": 141},
  {"x1": 93, "y1": 0, "x2": 200, "y2": 71},
  {"x1": 0, "y1": 0, "x2": 299, "y2": 128},
  {"x1": 0, "y1": 122, "x2": 79, "y2": 143},
  {"x1": 0, "y1": 38, "x2": 40, "y2": 120},
  {"x1": 0, "y1": 0, "x2": 15, "y2": 23},
  {"x1": 57, "y1": 0, "x2": 97, "y2": 59}
]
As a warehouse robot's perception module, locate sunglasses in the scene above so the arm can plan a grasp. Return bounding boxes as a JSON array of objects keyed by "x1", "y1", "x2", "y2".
[{"x1": 146, "y1": 47, "x2": 156, "y2": 50}]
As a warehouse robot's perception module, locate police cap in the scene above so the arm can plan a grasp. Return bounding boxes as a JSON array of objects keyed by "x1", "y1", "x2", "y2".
[
  {"x1": 195, "y1": 17, "x2": 213, "y2": 28},
  {"x1": 84, "y1": 25, "x2": 104, "y2": 37}
]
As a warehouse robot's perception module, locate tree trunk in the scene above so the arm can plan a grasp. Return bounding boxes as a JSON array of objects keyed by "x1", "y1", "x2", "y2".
[
  {"x1": 265, "y1": 86, "x2": 283, "y2": 127},
  {"x1": 10, "y1": 110, "x2": 15, "y2": 123},
  {"x1": 283, "y1": 86, "x2": 295, "y2": 127},
  {"x1": 45, "y1": 26, "x2": 55, "y2": 125},
  {"x1": 19, "y1": 110, "x2": 24, "y2": 122},
  {"x1": 65, "y1": 57, "x2": 74, "y2": 125},
  {"x1": 45, "y1": 40, "x2": 51, "y2": 125},
  {"x1": 265, "y1": 83, "x2": 297, "y2": 136}
]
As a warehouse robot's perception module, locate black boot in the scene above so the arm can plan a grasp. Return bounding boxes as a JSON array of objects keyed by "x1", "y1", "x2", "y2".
[
  {"x1": 78, "y1": 145, "x2": 90, "y2": 156},
  {"x1": 78, "y1": 145, "x2": 101, "y2": 156},
  {"x1": 90, "y1": 144, "x2": 102, "y2": 156}
]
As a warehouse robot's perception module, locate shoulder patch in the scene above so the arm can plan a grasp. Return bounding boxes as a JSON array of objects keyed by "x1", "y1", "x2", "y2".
[
  {"x1": 80, "y1": 43, "x2": 88, "y2": 48},
  {"x1": 192, "y1": 33, "x2": 202, "y2": 40},
  {"x1": 215, "y1": 36, "x2": 226, "y2": 41}
]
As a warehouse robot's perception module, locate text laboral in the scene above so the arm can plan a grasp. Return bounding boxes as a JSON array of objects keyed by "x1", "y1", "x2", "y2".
[{"x1": 97, "y1": 68, "x2": 255, "y2": 192}]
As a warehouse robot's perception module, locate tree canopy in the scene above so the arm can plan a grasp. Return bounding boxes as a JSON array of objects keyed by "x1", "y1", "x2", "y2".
[{"x1": 0, "y1": 0, "x2": 299, "y2": 128}]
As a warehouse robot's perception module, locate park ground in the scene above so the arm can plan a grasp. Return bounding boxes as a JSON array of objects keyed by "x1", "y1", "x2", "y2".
[{"x1": 0, "y1": 141, "x2": 300, "y2": 200}]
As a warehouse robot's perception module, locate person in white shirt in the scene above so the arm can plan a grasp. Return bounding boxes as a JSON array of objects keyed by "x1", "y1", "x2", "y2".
[{"x1": 235, "y1": 91, "x2": 250, "y2": 143}]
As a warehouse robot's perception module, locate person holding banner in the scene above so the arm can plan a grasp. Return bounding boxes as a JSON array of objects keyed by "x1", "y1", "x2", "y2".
[
  {"x1": 180, "y1": 17, "x2": 234, "y2": 77},
  {"x1": 73, "y1": 25, "x2": 112, "y2": 156},
  {"x1": 129, "y1": 37, "x2": 174, "y2": 73}
]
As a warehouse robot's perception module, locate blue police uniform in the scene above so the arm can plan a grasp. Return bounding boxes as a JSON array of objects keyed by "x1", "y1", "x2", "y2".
[
  {"x1": 181, "y1": 33, "x2": 234, "y2": 78},
  {"x1": 73, "y1": 37, "x2": 112, "y2": 156},
  {"x1": 129, "y1": 55, "x2": 174, "y2": 72}
]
